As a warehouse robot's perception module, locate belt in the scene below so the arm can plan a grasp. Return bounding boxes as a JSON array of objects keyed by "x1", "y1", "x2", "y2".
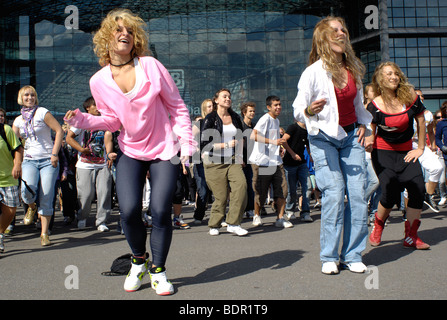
[{"x1": 342, "y1": 122, "x2": 358, "y2": 133}]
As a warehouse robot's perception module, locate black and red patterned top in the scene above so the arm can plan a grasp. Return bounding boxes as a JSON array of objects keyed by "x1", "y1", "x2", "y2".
[{"x1": 367, "y1": 96, "x2": 425, "y2": 152}]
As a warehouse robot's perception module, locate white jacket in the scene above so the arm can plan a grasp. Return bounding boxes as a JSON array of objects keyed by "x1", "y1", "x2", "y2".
[{"x1": 292, "y1": 59, "x2": 372, "y2": 140}]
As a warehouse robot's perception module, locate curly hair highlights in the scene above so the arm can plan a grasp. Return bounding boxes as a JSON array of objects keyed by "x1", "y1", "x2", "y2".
[
  {"x1": 371, "y1": 61, "x2": 415, "y2": 107},
  {"x1": 308, "y1": 16, "x2": 365, "y2": 88},
  {"x1": 93, "y1": 8, "x2": 150, "y2": 66}
]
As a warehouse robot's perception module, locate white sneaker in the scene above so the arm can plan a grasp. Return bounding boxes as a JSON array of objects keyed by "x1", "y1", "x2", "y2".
[
  {"x1": 300, "y1": 212, "x2": 313, "y2": 222},
  {"x1": 321, "y1": 261, "x2": 339, "y2": 275},
  {"x1": 221, "y1": 221, "x2": 228, "y2": 227},
  {"x1": 97, "y1": 224, "x2": 109, "y2": 232},
  {"x1": 77, "y1": 219, "x2": 86, "y2": 229},
  {"x1": 252, "y1": 215, "x2": 263, "y2": 226},
  {"x1": 149, "y1": 267, "x2": 174, "y2": 295},
  {"x1": 285, "y1": 211, "x2": 296, "y2": 220},
  {"x1": 124, "y1": 256, "x2": 149, "y2": 292},
  {"x1": 341, "y1": 262, "x2": 367, "y2": 273},
  {"x1": 209, "y1": 228, "x2": 219, "y2": 236},
  {"x1": 438, "y1": 197, "x2": 447, "y2": 206},
  {"x1": 0, "y1": 233, "x2": 5, "y2": 253},
  {"x1": 227, "y1": 224, "x2": 248, "y2": 236},
  {"x1": 275, "y1": 218, "x2": 293, "y2": 228}
]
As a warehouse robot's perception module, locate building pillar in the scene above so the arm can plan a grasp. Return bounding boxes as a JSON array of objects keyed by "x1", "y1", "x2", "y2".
[{"x1": 378, "y1": 0, "x2": 389, "y2": 62}]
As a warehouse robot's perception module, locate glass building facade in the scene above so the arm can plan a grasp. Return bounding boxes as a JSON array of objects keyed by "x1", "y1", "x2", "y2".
[
  {"x1": 387, "y1": 0, "x2": 447, "y2": 110},
  {"x1": 350, "y1": 0, "x2": 447, "y2": 111},
  {"x1": 1, "y1": 0, "x2": 446, "y2": 125}
]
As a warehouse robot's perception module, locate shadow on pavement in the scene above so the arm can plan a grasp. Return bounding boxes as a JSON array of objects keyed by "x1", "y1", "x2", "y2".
[{"x1": 173, "y1": 249, "x2": 305, "y2": 289}]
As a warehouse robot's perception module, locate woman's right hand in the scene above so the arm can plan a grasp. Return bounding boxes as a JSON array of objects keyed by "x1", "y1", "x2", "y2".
[
  {"x1": 308, "y1": 98, "x2": 327, "y2": 115},
  {"x1": 64, "y1": 110, "x2": 77, "y2": 121},
  {"x1": 364, "y1": 135, "x2": 374, "y2": 152}
]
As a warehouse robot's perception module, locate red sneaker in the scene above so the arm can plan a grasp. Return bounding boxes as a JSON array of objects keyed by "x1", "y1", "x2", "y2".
[
  {"x1": 369, "y1": 213, "x2": 386, "y2": 246},
  {"x1": 403, "y1": 219, "x2": 430, "y2": 250}
]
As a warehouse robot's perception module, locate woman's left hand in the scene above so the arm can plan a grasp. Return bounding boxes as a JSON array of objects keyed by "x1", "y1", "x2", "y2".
[
  {"x1": 404, "y1": 148, "x2": 424, "y2": 163},
  {"x1": 64, "y1": 110, "x2": 78, "y2": 121}
]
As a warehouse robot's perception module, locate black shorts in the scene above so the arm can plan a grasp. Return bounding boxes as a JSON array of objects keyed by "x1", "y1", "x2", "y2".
[
  {"x1": 251, "y1": 164, "x2": 288, "y2": 206},
  {"x1": 371, "y1": 149, "x2": 425, "y2": 209}
]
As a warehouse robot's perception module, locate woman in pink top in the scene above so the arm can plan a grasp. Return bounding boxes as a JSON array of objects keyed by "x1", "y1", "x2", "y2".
[{"x1": 65, "y1": 9, "x2": 195, "y2": 296}]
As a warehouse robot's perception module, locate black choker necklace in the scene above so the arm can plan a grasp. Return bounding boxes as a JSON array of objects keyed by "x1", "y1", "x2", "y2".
[{"x1": 110, "y1": 57, "x2": 134, "y2": 67}]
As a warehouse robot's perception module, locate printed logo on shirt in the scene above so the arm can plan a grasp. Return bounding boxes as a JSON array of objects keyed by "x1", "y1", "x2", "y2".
[{"x1": 80, "y1": 130, "x2": 106, "y2": 164}]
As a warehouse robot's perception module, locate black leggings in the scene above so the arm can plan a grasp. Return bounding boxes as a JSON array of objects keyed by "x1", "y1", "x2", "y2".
[{"x1": 115, "y1": 152, "x2": 179, "y2": 267}]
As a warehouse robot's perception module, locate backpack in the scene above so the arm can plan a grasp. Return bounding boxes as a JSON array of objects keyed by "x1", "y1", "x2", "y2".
[
  {"x1": 101, "y1": 253, "x2": 132, "y2": 276},
  {"x1": 0, "y1": 124, "x2": 35, "y2": 195},
  {"x1": 0, "y1": 123, "x2": 21, "y2": 157}
]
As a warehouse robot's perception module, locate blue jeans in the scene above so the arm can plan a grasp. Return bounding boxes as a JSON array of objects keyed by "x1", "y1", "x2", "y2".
[
  {"x1": 193, "y1": 163, "x2": 209, "y2": 221},
  {"x1": 309, "y1": 129, "x2": 368, "y2": 264},
  {"x1": 284, "y1": 163, "x2": 310, "y2": 213},
  {"x1": 21, "y1": 158, "x2": 59, "y2": 216},
  {"x1": 365, "y1": 157, "x2": 379, "y2": 203}
]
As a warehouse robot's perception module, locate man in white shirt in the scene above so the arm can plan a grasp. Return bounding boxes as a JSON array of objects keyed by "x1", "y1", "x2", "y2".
[
  {"x1": 249, "y1": 96, "x2": 292, "y2": 228},
  {"x1": 66, "y1": 97, "x2": 114, "y2": 232},
  {"x1": 409, "y1": 89, "x2": 443, "y2": 213}
]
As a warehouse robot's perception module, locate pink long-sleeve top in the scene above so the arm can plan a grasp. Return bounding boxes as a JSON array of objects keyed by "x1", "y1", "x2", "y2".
[{"x1": 65, "y1": 56, "x2": 196, "y2": 161}]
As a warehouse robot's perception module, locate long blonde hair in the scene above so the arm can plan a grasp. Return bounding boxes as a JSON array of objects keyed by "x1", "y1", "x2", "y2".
[
  {"x1": 201, "y1": 99, "x2": 213, "y2": 118},
  {"x1": 371, "y1": 61, "x2": 415, "y2": 107},
  {"x1": 93, "y1": 8, "x2": 150, "y2": 66},
  {"x1": 309, "y1": 16, "x2": 365, "y2": 88}
]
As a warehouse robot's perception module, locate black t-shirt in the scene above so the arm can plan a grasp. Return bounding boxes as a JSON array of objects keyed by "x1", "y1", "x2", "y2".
[
  {"x1": 242, "y1": 120, "x2": 254, "y2": 164},
  {"x1": 283, "y1": 122, "x2": 309, "y2": 166}
]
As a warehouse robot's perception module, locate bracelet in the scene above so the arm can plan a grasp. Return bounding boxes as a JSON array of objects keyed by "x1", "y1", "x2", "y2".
[
  {"x1": 51, "y1": 153, "x2": 58, "y2": 157},
  {"x1": 307, "y1": 106, "x2": 315, "y2": 116}
]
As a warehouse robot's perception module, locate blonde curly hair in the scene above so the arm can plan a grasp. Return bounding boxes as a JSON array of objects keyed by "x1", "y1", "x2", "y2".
[
  {"x1": 93, "y1": 8, "x2": 150, "y2": 66},
  {"x1": 308, "y1": 16, "x2": 365, "y2": 88},
  {"x1": 371, "y1": 61, "x2": 415, "y2": 107}
]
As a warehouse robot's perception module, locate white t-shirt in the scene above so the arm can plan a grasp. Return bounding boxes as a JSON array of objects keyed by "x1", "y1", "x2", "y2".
[
  {"x1": 412, "y1": 109, "x2": 432, "y2": 149},
  {"x1": 13, "y1": 107, "x2": 54, "y2": 160},
  {"x1": 124, "y1": 58, "x2": 144, "y2": 100},
  {"x1": 70, "y1": 127, "x2": 107, "y2": 169},
  {"x1": 213, "y1": 123, "x2": 237, "y2": 158},
  {"x1": 249, "y1": 113, "x2": 282, "y2": 166}
]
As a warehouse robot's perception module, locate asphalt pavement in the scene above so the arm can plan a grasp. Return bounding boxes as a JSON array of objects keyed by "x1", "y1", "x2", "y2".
[{"x1": 1, "y1": 197, "x2": 447, "y2": 305}]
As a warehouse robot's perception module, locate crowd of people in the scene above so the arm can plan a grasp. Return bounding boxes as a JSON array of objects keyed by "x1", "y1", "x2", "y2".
[{"x1": 1, "y1": 9, "x2": 447, "y2": 296}]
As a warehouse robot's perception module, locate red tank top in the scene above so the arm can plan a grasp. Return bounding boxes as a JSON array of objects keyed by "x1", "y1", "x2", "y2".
[{"x1": 335, "y1": 71, "x2": 357, "y2": 127}]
